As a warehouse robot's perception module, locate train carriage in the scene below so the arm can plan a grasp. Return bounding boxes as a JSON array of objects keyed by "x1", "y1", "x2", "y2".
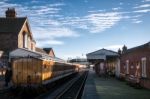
[{"x1": 9, "y1": 48, "x2": 78, "y2": 86}]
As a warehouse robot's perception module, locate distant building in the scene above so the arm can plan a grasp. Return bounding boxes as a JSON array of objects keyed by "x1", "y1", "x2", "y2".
[
  {"x1": 0, "y1": 8, "x2": 36, "y2": 66},
  {"x1": 35, "y1": 47, "x2": 55, "y2": 57},
  {"x1": 43, "y1": 48, "x2": 55, "y2": 57},
  {"x1": 86, "y1": 48, "x2": 119, "y2": 77},
  {"x1": 68, "y1": 58, "x2": 89, "y2": 68},
  {"x1": 120, "y1": 42, "x2": 150, "y2": 89}
]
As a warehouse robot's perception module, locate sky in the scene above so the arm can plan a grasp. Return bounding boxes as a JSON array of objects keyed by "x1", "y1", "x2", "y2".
[{"x1": 0, "y1": 0, "x2": 150, "y2": 60}]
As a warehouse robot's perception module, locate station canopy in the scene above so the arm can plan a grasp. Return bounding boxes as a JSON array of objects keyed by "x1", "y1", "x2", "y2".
[{"x1": 86, "y1": 48, "x2": 119, "y2": 60}]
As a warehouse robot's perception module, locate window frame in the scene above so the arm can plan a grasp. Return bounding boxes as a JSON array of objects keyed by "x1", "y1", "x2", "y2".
[
  {"x1": 141, "y1": 57, "x2": 147, "y2": 77},
  {"x1": 126, "y1": 60, "x2": 129, "y2": 74}
]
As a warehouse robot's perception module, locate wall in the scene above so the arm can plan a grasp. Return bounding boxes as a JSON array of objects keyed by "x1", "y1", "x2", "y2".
[
  {"x1": 120, "y1": 45, "x2": 150, "y2": 89},
  {"x1": 0, "y1": 33, "x2": 18, "y2": 52},
  {"x1": 18, "y1": 22, "x2": 35, "y2": 51}
]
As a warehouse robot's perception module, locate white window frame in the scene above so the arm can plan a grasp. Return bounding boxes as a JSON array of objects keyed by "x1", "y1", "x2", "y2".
[
  {"x1": 141, "y1": 57, "x2": 147, "y2": 77},
  {"x1": 24, "y1": 33, "x2": 28, "y2": 48},
  {"x1": 126, "y1": 60, "x2": 129, "y2": 74},
  {"x1": 28, "y1": 36, "x2": 31, "y2": 50}
]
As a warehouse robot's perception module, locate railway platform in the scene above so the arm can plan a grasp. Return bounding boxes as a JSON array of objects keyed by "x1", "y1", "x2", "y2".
[
  {"x1": 82, "y1": 68, "x2": 150, "y2": 99},
  {"x1": 82, "y1": 69, "x2": 100, "y2": 99}
]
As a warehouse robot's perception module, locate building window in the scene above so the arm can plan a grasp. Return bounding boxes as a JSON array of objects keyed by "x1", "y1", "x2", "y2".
[
  {"x1": 141, "y1": 57, "x2": 146, "y2": 77},
  {"x1": 126, "y1": 60, "x2": 129, "y2": 74},
  {"x1": 23, "y1": 33, "x2": 28, "y2": 48}
]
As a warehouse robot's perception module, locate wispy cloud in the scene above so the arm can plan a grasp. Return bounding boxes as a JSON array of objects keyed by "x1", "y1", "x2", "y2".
[
  {"x1": 134, "y1": 9, "x2": 150, "y2": 13},
  {"x1": 0, "y1": 0, "x2": 149, "y2": 47},
  {"x1": 134, "y1": 4, "x2": 150, "y2": 9},
  {"x1": 96, "y1": 45, "x2": 123, "y2": 51},
  {"x1": 33, "y1": 27, "x2": 79, "y2": 47},
  {"x1": 132, "y1": 20, "x2": 143, "y2": 24},
  {"x1": 60, "y1": 53, "x2": 86, "y2": 60},
  {"x1": 142, "y1": 0, "x2": 150, "y2": 2},
  {"x1": 85, "y1": 12, "x2": 122, "y2": 33},
  {"x1": 36, "y1": 39, "x2": 64, "y2": 47},
  {"x1": 58, "y1": 12, "x2": 122, "y2": 33},
  {"x1": 112, "y1": 7, "x2": 122, "y2": 11},
  {"x1": 0, "y1": 0, "x2": 74, "y2": 47}
]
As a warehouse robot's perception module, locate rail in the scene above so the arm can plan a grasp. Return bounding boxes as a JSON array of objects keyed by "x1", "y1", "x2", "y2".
[{"x1": 40, "y1": 70, "x2": 88, "y2": 99}]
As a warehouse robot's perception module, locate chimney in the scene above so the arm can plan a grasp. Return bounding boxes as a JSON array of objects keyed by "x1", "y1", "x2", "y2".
[
  {"x1": 122, "y1": 45, "x2": 127, "y2": 54},
  {"x1": 5, "y1": 8, "x2": 16, "y2": 18}
]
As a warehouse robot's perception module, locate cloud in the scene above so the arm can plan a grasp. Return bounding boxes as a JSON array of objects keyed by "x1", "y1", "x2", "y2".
[
  {"x1": 60, "y1": 53, "x2": 86, "y2": 60},
  {"x1": 85, "y1": 12, "x2": 122, "y2": 33},
  {"x1": 134, "y1": 4, "x2": 150, "y2": 9},
  {"x1": 88, "y1": 10, "x2": 105, "y2": 13},
  {"x1": 112, "y1": 7, "x2": 122, "y2": 11},
  {"x1": 58, "y1": 12, "x2": 122, "y2": 33},
  {"x1": 133, "y1": 20, "x2": 142, "y2": 23},
  {"x1": 119, "y1": 2, "x2": 123, "y2": 5},
  {"x1": 33, "y1": 27, "x2": 79, "y2": 47},
  {"x1": 49, "y1": 3, "x2": 65, "y2": 7},
  {"x1": 33, "y1": 27, "x2": 79, "y2": 39},
  {"x1": 0, "y1": 0, "x2": 81, "y2": 47},
  {"x1": 36, "y1": 39, "x2": 64, "y2": 47},
  {"x1": 96, "y1": 45, "x2": 123, "y2": 51},
  {"x1": 142, "y1": 0, "x2": 150, "y2": 2},
  {"x1": 0, "y1": 0, "x2": 149, "y2": 47},
  {"x1": 132, "y1": 19, "x2": 143, "y2": 24},
  {"x1": 134, "y1": 9, "x2": 150, "y2": 13}
]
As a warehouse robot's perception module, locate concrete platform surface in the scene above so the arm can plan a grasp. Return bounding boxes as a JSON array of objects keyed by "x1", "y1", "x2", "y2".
[
  {"x1": 82, "y1": 69, "x2": 100, "y2": 99},
  {"x1": 82, "y1": 69, "x2": 150, "y2": 99}
]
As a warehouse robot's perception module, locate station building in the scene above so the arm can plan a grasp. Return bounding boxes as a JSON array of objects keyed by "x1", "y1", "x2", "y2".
[
  {"x1": 0, "y1": 8, "x2": 36, "y2": 66},
  {"x1": 86, "y1": 49, "x2": 120, "y2": 77},
  {"x1": 0, "y1": 8, "x2": 55, "y2": 75}
]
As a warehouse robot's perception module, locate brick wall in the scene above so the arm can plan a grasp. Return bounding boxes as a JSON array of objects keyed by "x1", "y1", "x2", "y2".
[
  {"x1": 0, "y1": 33, "x2": 18, "y2": 52},
  {"x1": 120, "y1": 45, "x2": 150, "y2": 89}
]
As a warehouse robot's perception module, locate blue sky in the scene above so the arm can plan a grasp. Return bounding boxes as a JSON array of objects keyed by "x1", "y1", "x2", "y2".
[{"x1": 0, "y1": 0, "x2": 150, "y2": 59}]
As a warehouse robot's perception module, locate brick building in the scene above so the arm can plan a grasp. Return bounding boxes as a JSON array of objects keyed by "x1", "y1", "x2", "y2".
[
  {"x1": 120, "y1": 42, "x2": 150, "y2": 89},
  {"x1": 0, "y1": 8, "x2": 36, "y2": 66}
]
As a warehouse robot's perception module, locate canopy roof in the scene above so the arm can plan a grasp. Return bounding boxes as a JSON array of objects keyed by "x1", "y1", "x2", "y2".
[
  {"x1": 9, "y1": 48, "x2": 65, "y2": 62},
  {"x1": 86, "y1": 48, "x2": 119, "y2": 60}
]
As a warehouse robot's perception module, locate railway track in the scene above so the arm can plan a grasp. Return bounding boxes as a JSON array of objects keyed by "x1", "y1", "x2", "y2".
[
  {"x1": 0, "y1": 71, "x2": 88, "y2": 99},
  {"x1": 56, "y1": 71, "x2": 88, "y2": 99},
  {"x1": 0, "y1": 72, "x2": 78, "y2": 99},
  {"x1": 40, "y1": 70, "x2": 88, "y2": 99}
]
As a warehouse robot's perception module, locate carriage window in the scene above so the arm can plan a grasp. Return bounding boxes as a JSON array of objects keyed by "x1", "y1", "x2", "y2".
[{"x1": 141, "y1": 57, "x2": 146, "y2": 77}]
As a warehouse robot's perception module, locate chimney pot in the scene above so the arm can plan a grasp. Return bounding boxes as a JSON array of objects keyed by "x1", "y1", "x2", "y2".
[{"x1": 5, "y1": 8, "x2": 16, "y2": 18}]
